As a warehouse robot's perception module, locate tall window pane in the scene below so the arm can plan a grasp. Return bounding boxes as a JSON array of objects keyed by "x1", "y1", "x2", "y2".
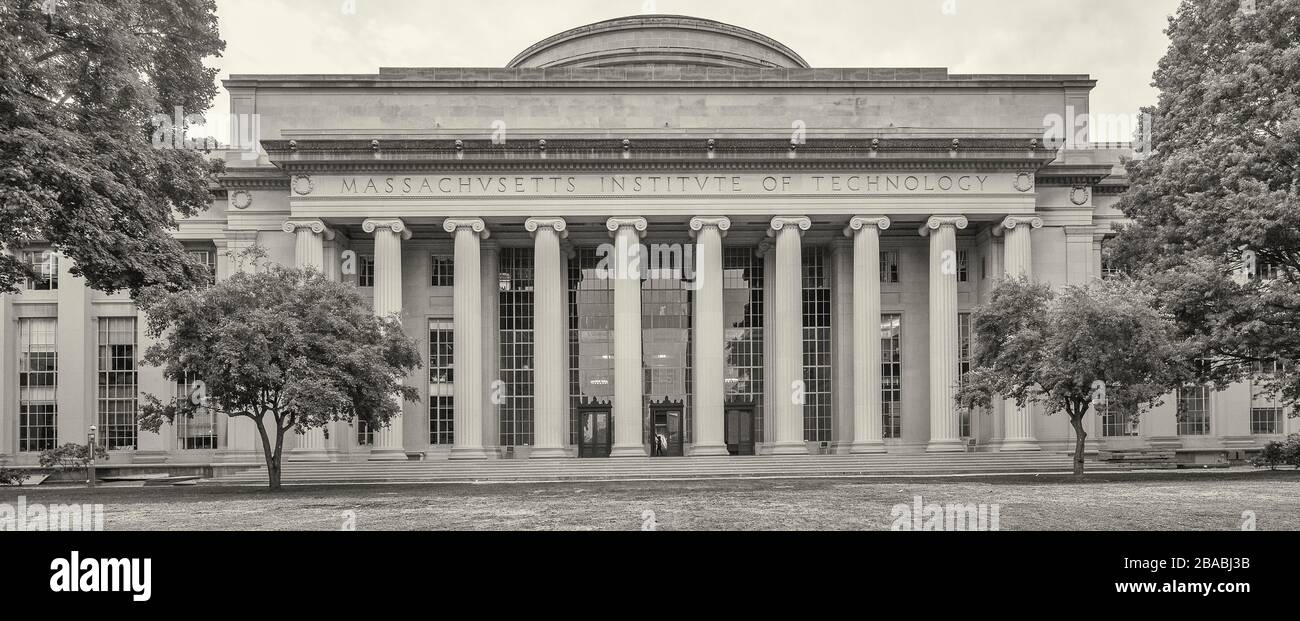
[
  {"x1": 724, "y1": 247, "x2": 764, "y2": 442},
  {"x1": 958, "y1": 312, "x2": 972, "y2": 438},
  {"x1": 568, "y1": 247, "x2": 615, "y2": 444},
  {"x1": 429, "y1": 319, "x2": 455, "y2": 445},
  {"x1": 174, "y1": 376, "x2": 219, "y2": 449},
  {"x1": 97, "y1": 317, "x2": 138, "y2": 450},
  {"x1": 18, "y1": 318, "x2": 58, "y2": 452},
  {"x1": 1176, "y1": 386, "x2": 1211, "y2": 436},
  {"x1": 802, "y1": 248, "x2": 832, "y2": 442},
  {"x1": 499, "y1": 248, "x2": 535, "y2": 447},
  {"x1": 21, "y1": 250, "x2": 58, "y2": 290},
  {"x1": 881, "y1": 314, "x2": 902, "y2": 439}
]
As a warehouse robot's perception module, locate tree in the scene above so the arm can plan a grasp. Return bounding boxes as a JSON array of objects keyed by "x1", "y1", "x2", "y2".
[
  {"x1": 1109, "y1": 0, "x2": 1300, "y2": 406},
  {"x1": 956, "y1": 278, "x2": 1193, "y2": 474},
  {"x1": 1, "y1": 0, "x2": 226, "y2": 294},
  {"x1": 136, "y1": 263, "x2": 422, "y2": 490}
]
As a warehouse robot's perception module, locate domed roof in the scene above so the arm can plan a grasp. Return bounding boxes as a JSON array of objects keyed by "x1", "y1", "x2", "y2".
[{"x1": 508, "y1": 15, "x2": 809, "y2": 69}]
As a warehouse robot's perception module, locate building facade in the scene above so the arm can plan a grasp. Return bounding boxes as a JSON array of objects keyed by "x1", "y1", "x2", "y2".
[{"x1": 2, "y1": 15, "x2": 1295, "y2": 466}]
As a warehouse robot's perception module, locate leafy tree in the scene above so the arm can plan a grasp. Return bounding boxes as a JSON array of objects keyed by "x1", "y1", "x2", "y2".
[
  {"x1": 1, "y1": 0, "x2": 226, "y2": 294},
  {"x1": 38, "y1": 442, "x2": 109, "y2": 481},
  {"x1": 956, "y1": 278, "x2": 1193, "y2": 474},
  {"x1": 136, "y1": 264, "x2": 422, "y2": 490},
  {"x1": 1109, "y1": 0, "x2": 1300, "y2": 407}
]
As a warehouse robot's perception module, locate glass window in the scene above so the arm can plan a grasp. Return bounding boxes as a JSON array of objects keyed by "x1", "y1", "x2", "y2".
[
  {"x1": 429, "y1": 319, "x2": 455, "y2": 445},
  {"x1": 882, "y1": 314, "x2": 902, "y2": 439},
  {"x1": 431, "y1": 254, "x2": 455, "y2": 287},
  {"x1": 187, "y1": 249, "x2": 217, "y2": 286},
  {"x1": 174, "y1": 376, "x2": 218, "y2": 449},
  {"x1": 723, "y1": 247, "x2": 764, "y2": 442},
  {"x1": 358, "y1": 254, "x2": 375, "y2": 287},
  {"x1": 802, "y1": 248, "x2": 832, "y2": 443},
  {"x1": 18, "y1": 317, "x2": 58, "y2": 452},
  {"x1": 1100, "y1": 402, "x2": 1139, "y2": 437},
  {"x1": 957, "y1": 250, "x2": 969, "y2": 283},
  {"x1": 568, "y1": 247, "x2": 615, "y2": 445},
  {"x1": 958, "y1": 312, "x2": 972, "y2": 438},
  {"x1": 97, "y1": 317, "x2": 138, "y2": 450},
  {"x1": 499, "y1": 248, "x2": 534, "y2": 447},
  {"x1": 1250, "y1": 360, "x2": 1286, "y2": 435},
  {"x1": 643, "y1": 244, "x2": 692, "y2": 443},
  {"x1": 1251, "y1": 408, "x2": 1283, "y2": 435},
  {"x1": 356, "y1": 420, "x2": 373, "y2": 446},
  {"x1": 21, "y1": 250, "x2": 58, "y2": 290},
  {"x1": 1176, "y1": 386, "x2": 1211, "y2": 436},
  {"x1": 880, "y1": 250, "x2": 900, "y2": 284}
]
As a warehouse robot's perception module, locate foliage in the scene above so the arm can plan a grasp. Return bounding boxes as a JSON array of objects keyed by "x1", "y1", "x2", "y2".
[
  {"x1": 136, "y1": 263, "x2": 423, "y2": 490},
  {"x1": 1251, "y1": 434, "x2": 1300, "y2": 470},
  {"x1": 956, "y1": 278, "x2": 1194, "y2": 473},
  {"x1": 1109, "y1": 0, "x2": 1300, "y2": 406},
  {"x1": 0, "y1": 467, "x2": 28, "y2": 486},
  {"x1": 0, "y1": 0, "x2": 226, "y2": 294},
  {"x1": 38, "y1": 442, "x2": 109, "y2": 477}
]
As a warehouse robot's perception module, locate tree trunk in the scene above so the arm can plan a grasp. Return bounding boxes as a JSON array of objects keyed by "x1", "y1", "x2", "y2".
[
  {"x1": 251, "y1": 415, "x2": 282, "y2": 492},
  {"x1": 1069, "y1": 413, "x2": 1087, "y2": 475}
]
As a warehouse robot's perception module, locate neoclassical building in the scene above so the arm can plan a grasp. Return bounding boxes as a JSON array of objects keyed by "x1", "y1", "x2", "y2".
[{"x1": 2, "y1": 15, "x2": 1295, "y2": 467}]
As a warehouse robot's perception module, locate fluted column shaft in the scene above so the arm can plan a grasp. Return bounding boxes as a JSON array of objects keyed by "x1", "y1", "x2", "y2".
[
  {"x1": 847, "y1": 216, "x2": 890, "y2": 453},
  {"x1": 689, "y1": 217, "x2": 730, "y2": 456},
  {"x1": 769, "y1": 216, "x2": 812, "y2": 455},
  {"x1": 283, "y1": 220, "x2": 334, "y2": 461},
  {"x1": 445, "y1": 219, "x2": 490, "y2": 460},
  {"x1": 1000, "y1": 215, "x2": 1043, "y2": 451},
  {"x1": 527, "y1": 218, "x2": 569, "y2": 458},
  {"x1": 608, "y1": 217, "x2": 648, "y2": 457},
  {"x1": 923, "y1": 216, "x2": 967, "y2": 452},
  {"x1": 362, "y1": 218, "x2": 411, "y2": 461}
]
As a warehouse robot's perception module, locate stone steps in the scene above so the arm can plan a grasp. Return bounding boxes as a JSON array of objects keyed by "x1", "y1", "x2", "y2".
[{"x1": 208, "y1": 453, "x2": 1080, "y2": 485}]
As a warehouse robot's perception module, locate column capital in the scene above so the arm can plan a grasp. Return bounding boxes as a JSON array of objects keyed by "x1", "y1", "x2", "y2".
[
  {"x1": 918, "y1": 215, "x2": 969, "y2": 237},
  {"x1": 282, "y1": 219, "x2": 335, "y2": 240},
  {"x1": 994, "y1": 215, "x2": 1043, "y2": 236},
  {"x1": 768, "y1": 216, "x2": 811, "y2": 237},
  {"x1": 755, "y1": 238, "x2": 774, "y2": 258},
  {"x1": 443, "y1": 218, "x2": 490, "y2": 239},
  {"x1": 362, "y1": 218, "x2": 413, "y2": 240},
  {"x1": 844, "y1": 216, "x2": 891, "y2": 237},
  {"x1": 525, "y1": 217, "x2": 568, "y2": 239},
  {"x1": 689, "y1": 216, "x2": 731, "y2": 239},
  {"x1": 606, "y1": 217, "x2": 648, "y2": 238}
]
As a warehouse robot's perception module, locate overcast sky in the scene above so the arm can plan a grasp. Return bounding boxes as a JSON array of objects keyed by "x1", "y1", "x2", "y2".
[{"x1": 203, "y1": 0, "x2": 1184, "y2": 141}]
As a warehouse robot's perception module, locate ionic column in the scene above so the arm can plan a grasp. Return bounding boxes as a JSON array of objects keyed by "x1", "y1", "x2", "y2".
[
  {"x1": 362, "y1": 218, "x2": 412, "y2": 461},
  {"x1": 688, "y1": 216, "x2": 731, "y2": 456},
  {"x1": 283, "y1": 220, "x2": 335, "y2": 461},
  {"x1": 846, "y1": 216, "x2": 891, "y2": 453},
  {"x1": 526, "y1": 218, "x2": 570, "y2": 459},
  {"x1": 444, "y1": 218, "x2": 491, "y2": 460},
  {"x1": 607, "y1": 217, "x2": 648, "y2": 457},
  {"x1": 921, "y1": 215, "x2": 968, "y2": 452},
  {"x1": 997, "y1": 215, "x2": 1043, "y2": 451},
  {"x1": 769, "y1": 216, "x2": 812, "y2": 455}
]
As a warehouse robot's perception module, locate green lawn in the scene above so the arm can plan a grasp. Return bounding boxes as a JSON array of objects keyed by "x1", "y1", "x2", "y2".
[{"x1": 4, "y1": 471, "x2": 1298, "y2": 531}]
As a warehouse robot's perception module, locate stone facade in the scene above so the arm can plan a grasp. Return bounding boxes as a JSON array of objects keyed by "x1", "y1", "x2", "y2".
[{"x1": 2, "y1": 15, "x2": 1294, "y2": 467}]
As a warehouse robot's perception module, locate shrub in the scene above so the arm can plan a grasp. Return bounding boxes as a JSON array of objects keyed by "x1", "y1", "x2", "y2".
[
  {"x1": 1253, "y1": 434, "x2": 1300, "y2": 470},
  {"x1": 38, "y1": 443, "x2": 109, "y2": 478},
  {"x1": 0, "y1": 467, "x2": 27, "y2": 486}
]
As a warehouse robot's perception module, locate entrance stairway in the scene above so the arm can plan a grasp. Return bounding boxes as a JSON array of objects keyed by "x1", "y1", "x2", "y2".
[{"x1": 208, "y1": 452, "x2": 1078, "y2": 485}]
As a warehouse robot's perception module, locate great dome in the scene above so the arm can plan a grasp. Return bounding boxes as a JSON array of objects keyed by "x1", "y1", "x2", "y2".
[{"x1": 507, "y1": 15, "x2": 809, "y2": 69}]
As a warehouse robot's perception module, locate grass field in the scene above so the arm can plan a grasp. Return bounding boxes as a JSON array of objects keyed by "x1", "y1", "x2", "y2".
[{"x1": 3, "y1": 470, "x2": 1298, "y2": 531}]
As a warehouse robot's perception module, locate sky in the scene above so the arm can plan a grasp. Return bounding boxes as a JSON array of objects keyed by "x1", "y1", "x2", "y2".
[{"x1": 202, "y1": 0, "x2": 1186, "y2": 141}]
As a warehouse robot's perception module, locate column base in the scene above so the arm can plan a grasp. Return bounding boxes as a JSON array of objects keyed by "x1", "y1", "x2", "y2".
[
  {"x1": 449, "y1": 446, "x2": 491, "y2": 460},
  {"x1": 368, "y1": 447, "x2": 410, "y2": 461},
  {"x1": 998, "y1": 438, "x2": 1041, "y2": 452},
  {"x1": 529, "y1": 446, "x2": 570, "y2": 459},
  {"x1": 850, "y1": 441, "x2": 887, "y2": 454},
  {"x1": 688, "y1": 443, "x2": 730, "y2": 457},
  {"x1": 288, "y1": 449, "x2": 331, "y2": 462},
  {"x1": 925, "y1": 439, "x2": 966, "y2": 453},
  {"x1": 610, "y1": 444, "x2": 648, "y2": 458},
  {"x1": 768, "y1": 441, "x2": 811, "y2": 455}
]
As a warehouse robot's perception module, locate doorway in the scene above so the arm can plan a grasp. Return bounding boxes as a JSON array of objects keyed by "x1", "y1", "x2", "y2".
[
  {"x1": 578, "y1": 406, "x2": 612, "y2": 458},
  {"x1": 649, "y1": 403, "x2": 685, "y2": 457},
  {"x1": 725, "y1": 406, "x2": 757, "y2": 456}
]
